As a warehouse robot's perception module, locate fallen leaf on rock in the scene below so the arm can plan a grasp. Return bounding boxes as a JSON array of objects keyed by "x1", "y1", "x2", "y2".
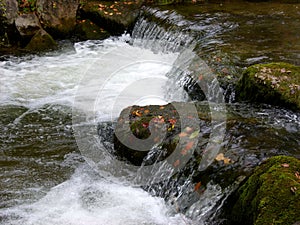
[
  {"x1": 168, "y1": 118, "x2": 176, "y2": 125},
  {"x1": 215, "y1": 153, "x2": 231, "y2": 164},
  {"x1": 280, "y1": 68, "x2": 286, "y2": 73},
  {"x1": 189, "y1": 130, "x2": 199, "y2": 139},
  {"x1": 173, "y1": 159, "x2": 180, "y2": 167},
  {"x1": 184, "y1": 141, "x2": 194, "y2": 151},
  {"x1": 142, "y1": 122, "x2": 149, "y2": 128},
  {"x1": 194, "y1": 182, "x2": 202, "y2": 191},
  {"x1": 179, "y1": 132, "x2": 188, "y2": 137},
  {"x1": 185, "y1": 127, "x2": 193, "y2": 133},
  {"x1": 291, "y1": 186, "x2": 297, "y2": 194},
  {"x1": 281, "y1": 163, "x2": 290, "y2": 168}
]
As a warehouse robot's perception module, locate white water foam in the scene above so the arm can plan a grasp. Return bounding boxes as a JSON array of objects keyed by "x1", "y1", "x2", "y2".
[
  {"x1": 0, "y1": 165, "x2": 191, "y2": 225},
  {"x1": 0, "y1": 37, "x2": 193, "y2": 225}
]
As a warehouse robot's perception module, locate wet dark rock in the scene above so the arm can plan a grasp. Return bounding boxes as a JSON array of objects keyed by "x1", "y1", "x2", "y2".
[
  {"x1": 74, "y1": 19, "x2": 110, "y2": 41},
  {"x1": 0, "y1": 0, "x2": 18, "y2": 25},
  {"x1": 0, "y1": 0, "x2": 19, "y2": 47},
  {"x1": 36, "y1": 0, "x2": 80, "y2": 38},
  {"x1": 236, "y1": 62, "x2": 300, "y2": 110},
  {"x1": 78, "y1": 1, "x2": 142, "y2": 36},
  {"x1": 25, "y1": 28, "x2": 57, "y2": 52},
  {"x1": 15, "y1": 13, "x2": 41, "y2": 37},
  {"x1": 114, "y1": 102, "x2": 207, "y2": 166},
  {"x1": 110, "y1": 101, "x2": 300, "y2": 220},
  {"x1": 223, "y1": 156, "x2": 300, "y2": 225}
]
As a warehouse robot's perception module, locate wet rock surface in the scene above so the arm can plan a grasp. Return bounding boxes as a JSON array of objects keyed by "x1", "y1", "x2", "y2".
[
  {"x1": 237, "y1": 62, "x2": 300, "y2": 110},
  {"x1": 223, "y1": 156, "x2": 300, "y2": 225},
  {"x1": 36, "y1": 0, "x2": 80, "y2": 37},
  {"x1": 101, "y1": 101, "x2": 300, "y2": 219},
  {"x1": 78, "y1": 0, "x2": 142, "y2": 36}
]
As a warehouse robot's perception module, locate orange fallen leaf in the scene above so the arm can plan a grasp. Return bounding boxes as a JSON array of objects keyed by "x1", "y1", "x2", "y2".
[
  {"x1": 215, "y1": 153, "x2": 231, "y2": 164},
  {"x1": 144, "y1": 109, "x2": 150, "y2": 114},
  {"x1": 295, "y1": 171, "x2": 300, "y2": 180},
  {"x1": 159, "y1": 106, "x2": 165, "y2": 109},
  {"x1": 132, "y1": 110, "x2": 142, "y2": 117},
  {"x1": 184, "y1": 141, "x2": 194, "y2": 151},
  {"x1": 281, "y1": 163, "x2": 290, "y2": 168},
  {"x1": 194, "y1": 182, "x2": 202, "y2": 191},
  {"x1": 168, "y1": 118, "x2": 176, "y2": 125},
  {"x1": 173, "y1": 159, "x2": 180, "y2": 167},
  {"x1": 142, "y1": 122, "x2": 149, "y2": 128},
  {"x1": 179, "y1": 132, "x2": 188, "y2": 137}
]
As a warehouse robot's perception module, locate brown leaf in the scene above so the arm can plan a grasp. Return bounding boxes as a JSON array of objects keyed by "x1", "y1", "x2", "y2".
[
  {"x1": 281, "y1": 163, "x2": 290, "y2": 168},
  {"x1": 194, "y1": 182, "x2": 202, "y2": 191},
  {"x1": 291, "y1": 186, "x2": 297, "y2": 194},
  {"x1": 178, "y1": 132, "x2": 188, "y2": 137},
  {"x1": 173, "y1": 159, "x2": 180, "y2": 167}
]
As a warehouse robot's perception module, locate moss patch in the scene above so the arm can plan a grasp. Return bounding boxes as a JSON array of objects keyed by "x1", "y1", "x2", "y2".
[
  {"x1": 236, "y1": 62, "x2": 300, "y2": 110},
  {"x1": 230, "y1": 156, "x2": 300, "y2": 225}
]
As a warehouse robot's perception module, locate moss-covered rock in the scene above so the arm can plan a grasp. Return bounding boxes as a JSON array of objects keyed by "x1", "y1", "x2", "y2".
[
  {"x1": 113, "y1": 102, "x2": 211, "y2": 166},
  {"x1": 227, "y1": 156, "x2": 300, "y2": 225},
  {"x1": 236, "y1": 62, "x2": 300, "y2": 110},
  {"x1": 25, "y1": 28, "x2": 57, "y2": 52}
]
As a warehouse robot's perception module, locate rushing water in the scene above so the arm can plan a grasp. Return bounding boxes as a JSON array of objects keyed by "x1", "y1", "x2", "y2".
[{"x1": 1, "y1": 2, "x2": 300, "y2": 225}]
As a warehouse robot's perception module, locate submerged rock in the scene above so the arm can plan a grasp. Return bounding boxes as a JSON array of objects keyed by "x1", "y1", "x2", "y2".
[
  {"x1": 236, "y1": 62, "x2": 300, "y2": 110},
  {"x1": 224, "y1": 156, "x2": 300, "y2": 225}
]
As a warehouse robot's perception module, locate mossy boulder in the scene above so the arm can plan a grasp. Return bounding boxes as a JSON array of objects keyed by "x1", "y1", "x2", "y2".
[
  {"x1": 25, "y1": 28, "x2": 57, "y2": 52},
  {"x1": 226, "y1": 156, "x2": 300, "y2": 225},
  {"x1": 113, "y1": 102, "x2": 211, "y2": 166},
  {"x1": 236, "y1": 62, "x2": 300, "y2": 110}
]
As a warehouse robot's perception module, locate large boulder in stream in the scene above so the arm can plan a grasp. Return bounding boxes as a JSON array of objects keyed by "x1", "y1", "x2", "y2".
[
  {"x1": 15, "y1": 13, "x2": 41, "y2": 38},
  {"x1": 105, "y1": 101, "x2": 300, "y2": 219},
  {"x1": 25, "y1": 28, "x2": 57, "y2": 52},
  {"x1": 224, "y1": 156, "x2": 300, "y2": 225},
  {"x1": 36, "y1": 0, "x2": 80, "y2": 37},
  {"x1": 236, "y1": 62, "x2": 300, "y2": 111},
  {"x1": 78, "y1": 0, "x2": 142, "y2": 36},
  {"x1": 0, "y1": 0, "x2": 19, "y2": 47}
]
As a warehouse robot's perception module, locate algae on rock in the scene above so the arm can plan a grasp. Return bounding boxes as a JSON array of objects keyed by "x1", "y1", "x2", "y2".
[
  {"x1": 228, "y1": 156, "x2": 300, "y2": 225},
  {"x1": 236, "y1": 62, "x2": 300, "y2": 110}
]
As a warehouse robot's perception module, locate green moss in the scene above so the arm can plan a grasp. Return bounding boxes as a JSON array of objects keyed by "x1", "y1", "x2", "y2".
[
  {"x1": 231, "y1": 156, "x2": 300, "y2": 225},
  {"x1": 237, "y1": 62, "x2": 300, "y2": 110},
  {"x1": 18, "y1": 0, "x2": 36, "y2": 13},
  {"x1": 25, "y1": 29, "x2": 57, "y2": 52}
]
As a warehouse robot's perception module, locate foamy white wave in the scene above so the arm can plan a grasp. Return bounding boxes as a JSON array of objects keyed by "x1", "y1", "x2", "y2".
[
  {"x1": 0, "y1": 37, "x2": 178, "y2": 111},
  {"x1": 0, "y1": 165, "x2": 190, "y2": 225}
]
